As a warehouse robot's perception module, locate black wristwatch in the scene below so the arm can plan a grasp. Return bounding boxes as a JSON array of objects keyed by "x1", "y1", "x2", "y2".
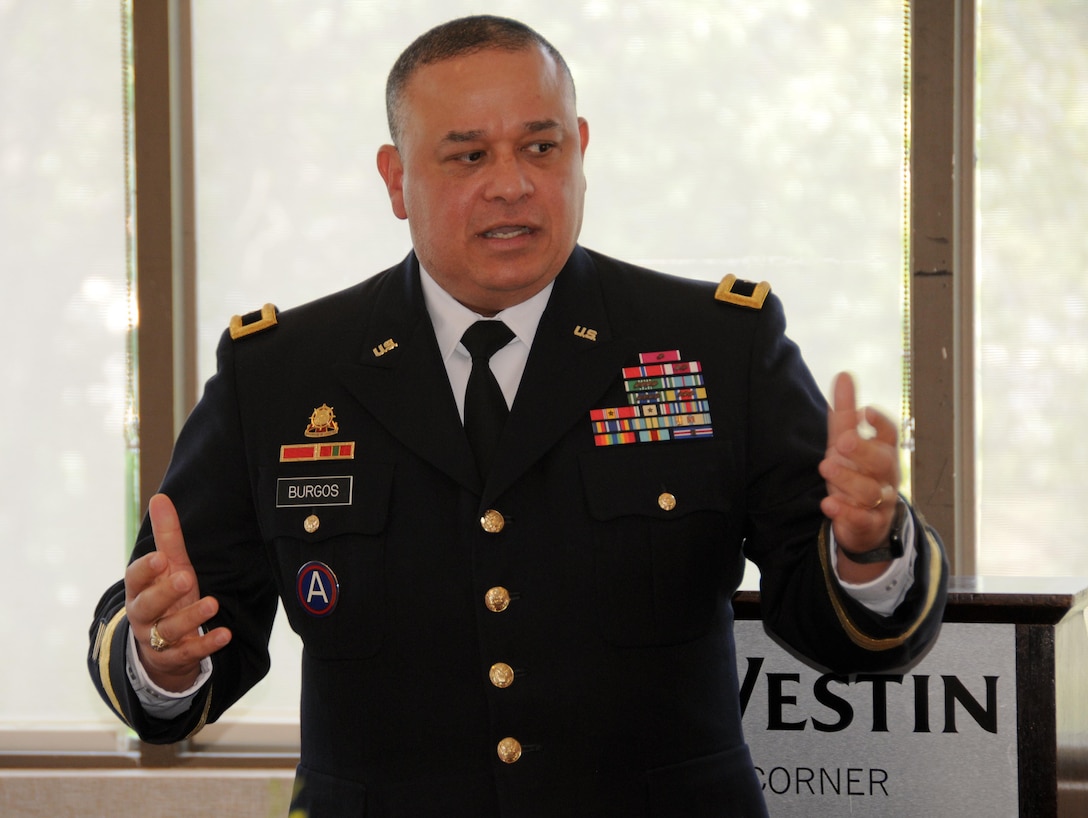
[{"x1": 840, "y1": 497, "x2": 907, "y2": 564}]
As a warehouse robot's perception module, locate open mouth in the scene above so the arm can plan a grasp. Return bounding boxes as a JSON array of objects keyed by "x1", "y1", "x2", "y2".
[{"x1": 479, "y1": 226, "x2": 534, "y2": 240}]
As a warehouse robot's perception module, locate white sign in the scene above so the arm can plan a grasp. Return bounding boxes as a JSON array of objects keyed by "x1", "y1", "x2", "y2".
[{"x1": 735, "y1": 621, "x2": 1018, "y2": 817}]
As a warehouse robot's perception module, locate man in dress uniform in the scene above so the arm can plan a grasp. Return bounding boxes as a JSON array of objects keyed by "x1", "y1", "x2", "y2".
[{"x1": 88, "y1": 15, "x2": 947, "y2": 817}]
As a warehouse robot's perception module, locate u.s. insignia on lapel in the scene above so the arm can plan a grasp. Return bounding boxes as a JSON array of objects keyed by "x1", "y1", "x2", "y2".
[
  {"x1": 590, "y1": 350, "x2": 714, "y2": 446},
  {"x1": 373, "y1": 338, "x2": 398, "y2": 358}
]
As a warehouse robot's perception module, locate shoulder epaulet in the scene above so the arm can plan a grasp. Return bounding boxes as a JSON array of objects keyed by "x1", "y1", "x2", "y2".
[
  {"x1": 714, "y1": 274, "x2": 770, "y2": 310},
  {"x1": 229, "y1": 303, "x2": 278, "y2": 340}
]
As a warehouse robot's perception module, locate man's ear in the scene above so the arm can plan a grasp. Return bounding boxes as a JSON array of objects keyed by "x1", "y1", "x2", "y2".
[{"x1": 376, "y1": 144, "x2": 408, "y2": 220}]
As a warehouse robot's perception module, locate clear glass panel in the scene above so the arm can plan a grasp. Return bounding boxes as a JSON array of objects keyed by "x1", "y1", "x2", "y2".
[
  {"x1": 192, "y1": 1, "x2": 907, "y2": 725},
  {"x1": 976, "y1": 2, "x2": 1088, "y2": 576},
  {"x1": 0, "y1": 1, "x2": 128, "y2": 728}
]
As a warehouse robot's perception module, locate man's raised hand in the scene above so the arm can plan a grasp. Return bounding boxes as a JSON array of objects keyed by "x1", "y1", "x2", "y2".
[
  {"x1": 124, "y1": 494, "x2": 231, "y2": 691},
  {"x1": 818, "y1": 372, "x2": 900, "y2": 568}
]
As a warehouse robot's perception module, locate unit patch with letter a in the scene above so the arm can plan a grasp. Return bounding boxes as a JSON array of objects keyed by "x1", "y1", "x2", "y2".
[{"x1": 296, "y1": 561, "x2": 339, "y2": 617}]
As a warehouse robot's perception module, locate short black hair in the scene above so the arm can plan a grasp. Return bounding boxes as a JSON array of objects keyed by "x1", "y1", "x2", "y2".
[{"x1": 385, "y1": 15, "x2": 575, "y2": 146}]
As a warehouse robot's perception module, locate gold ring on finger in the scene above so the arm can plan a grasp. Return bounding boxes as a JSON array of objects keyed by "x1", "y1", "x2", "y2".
[
  {"x1": 869, "y1": 485, "x2": 894, "y2": 510},
  {"x1": 149, "y1": 621, "x2": 171, "y2": 652}
]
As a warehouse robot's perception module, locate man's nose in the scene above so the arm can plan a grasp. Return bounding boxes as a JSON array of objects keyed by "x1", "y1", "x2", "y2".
[{"x1": 483, "y1": 153, "x2": 533, "y2": 202}]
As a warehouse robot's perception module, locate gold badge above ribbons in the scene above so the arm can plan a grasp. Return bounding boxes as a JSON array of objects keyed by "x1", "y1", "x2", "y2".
[{"x1": 304, "y1": 404, "x2": 339, "y2": 438}]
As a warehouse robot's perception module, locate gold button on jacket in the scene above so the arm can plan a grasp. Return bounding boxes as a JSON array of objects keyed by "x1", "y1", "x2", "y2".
[
  {"x1": 489, "y1": 662, "x2": 515, "y2": 688},
  {"x1": 480, "y1": 509, "x2": 505, "y2": 533},
  {"x1": 484, "y1": 587, "x2": 511, "y2": 613},
  {"x1": 496, "y1": 737, "x2": 522, "y2": 764}
]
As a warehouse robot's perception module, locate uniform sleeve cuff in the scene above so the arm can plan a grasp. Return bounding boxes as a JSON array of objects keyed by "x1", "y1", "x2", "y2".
[
  {"x1": 830, "y1": 513, "x2": 917, "y2": 616},
  {"x1": 126, "y1": 628, "x2": 212, "y2": 717}
]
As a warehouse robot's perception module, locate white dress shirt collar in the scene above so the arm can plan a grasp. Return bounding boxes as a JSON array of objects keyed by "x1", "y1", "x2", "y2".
[{"x1": 418, "y1": 265, "x2": 553, "y2": 364}]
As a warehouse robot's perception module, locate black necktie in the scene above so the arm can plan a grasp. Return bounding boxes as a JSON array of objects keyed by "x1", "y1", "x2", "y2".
[{"x1": 461, "y1": 320, "x2": 515, "y2": 477}]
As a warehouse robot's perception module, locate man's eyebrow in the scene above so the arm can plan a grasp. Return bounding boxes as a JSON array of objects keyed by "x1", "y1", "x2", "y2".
[
  {"x1": 441, "y1": 120, "x2": 562, "y2": 144},
  {"x1": 525, "y1": 119, "x2": 561, "y2": 133},
  {"x1": 442, "y1": 129, "x2": 485, "y2": 144}
]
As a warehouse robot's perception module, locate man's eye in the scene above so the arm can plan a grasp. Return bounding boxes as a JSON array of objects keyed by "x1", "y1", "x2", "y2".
[
  {"x1": 459, "y1": 150, "x2": 485, "y2": 163},
  {"x1": 526, "y1": 142, "x2": 555, "y2": 155}
]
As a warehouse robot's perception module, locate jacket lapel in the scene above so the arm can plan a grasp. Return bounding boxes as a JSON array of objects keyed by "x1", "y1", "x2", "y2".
[
  {"x1": 335, "y1": 249, "x2": 633, "y2": 502},
  {"x1": 336, "y1": 255, "x2": 480, "y2": 493},
  {"x1": 484, "y1": 248, "x2": 633, "y2": 504}
]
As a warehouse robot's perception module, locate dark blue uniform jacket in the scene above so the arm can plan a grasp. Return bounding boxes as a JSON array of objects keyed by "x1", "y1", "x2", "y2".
[{"x1": 89, "y1": 246, "x2": 948, "y2": 817}]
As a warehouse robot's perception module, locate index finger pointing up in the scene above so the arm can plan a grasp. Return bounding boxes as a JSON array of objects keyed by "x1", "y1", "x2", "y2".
[
  {"x1": 148, "y1": 493, "x2": 192, "y2": 570},
  {"x1": 828, "y1": 371, "x2": 860, "y2": 446}
]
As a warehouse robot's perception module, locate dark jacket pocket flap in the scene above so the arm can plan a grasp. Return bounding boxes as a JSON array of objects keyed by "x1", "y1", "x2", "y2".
[
  {"x1": 260, "y1": 460, "x2": 395, "y2": 543},
  {"x1": 579, "y1": 442, "x2": 733, "y2": 521}
]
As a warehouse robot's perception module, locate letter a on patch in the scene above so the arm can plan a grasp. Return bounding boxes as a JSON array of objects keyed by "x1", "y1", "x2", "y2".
[{"x1": 296, "y1": 561, "x2": 339, "y2": 617}]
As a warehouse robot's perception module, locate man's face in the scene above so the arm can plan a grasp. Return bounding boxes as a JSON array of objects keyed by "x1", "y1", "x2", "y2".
[{"x1": 377, "y1": 46, "x2": 590, "y2": 315}]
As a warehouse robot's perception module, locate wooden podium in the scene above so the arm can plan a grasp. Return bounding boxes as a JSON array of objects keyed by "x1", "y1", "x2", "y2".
[{"x1": 732, "y1": 577, "x2": 1088, "y2": 817}]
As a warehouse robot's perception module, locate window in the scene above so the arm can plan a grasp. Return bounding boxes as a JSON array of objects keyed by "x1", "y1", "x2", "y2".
[
  {"x1": 11, "y1": 0, "x2": 1078, "y2": 764},
  {"x1": 0, "y1": 0, "x2": 129, "y2": 739},
  {"x1": 975, "y1": 1, "x2": 1088, "y2": 576}
]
